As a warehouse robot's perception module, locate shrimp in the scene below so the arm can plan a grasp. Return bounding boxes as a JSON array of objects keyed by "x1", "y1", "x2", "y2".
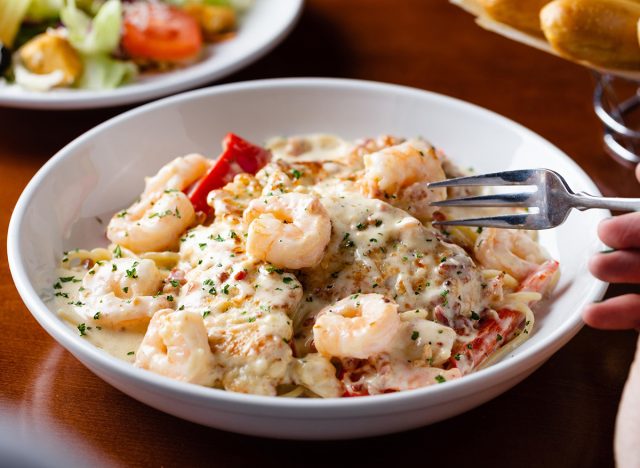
[
  {"x1": 107, "y1": 154, "x2": 211, "y2": 253},
  {"x1": 313, "y1": 294, "x2": 401, "y2": 359},
  {"x1": 142, "y1": 153, "x2": 211, "y2": 195},
  {"x1": 360, "y1": 139, "x2": 447, "y2": 220},
  {"x1": 243, "y1": 192, "x2": 331, "y2": 269},
  {"x1": 80, "y1": 258, "x2": 171, "y2": 329},
  {"x1": 474, "y1": 228, "x2": 550, "y2": 281},
  {"x1": 135, "y1": 309, "x2": 218, "y2": 386}
]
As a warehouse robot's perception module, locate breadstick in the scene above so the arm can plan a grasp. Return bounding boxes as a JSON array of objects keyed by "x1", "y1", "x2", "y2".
[
  {"x1": 541, "y1": 0, "x2": 640, "y2": 69},
  {"x1": 478, "y1": 0, "x2": 552, "y2": 34}
]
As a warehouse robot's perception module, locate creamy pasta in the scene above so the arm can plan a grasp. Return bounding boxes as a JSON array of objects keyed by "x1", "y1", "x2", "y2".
[{"x1": 54, "y1": 133, "x2": 559, "y2": 397}]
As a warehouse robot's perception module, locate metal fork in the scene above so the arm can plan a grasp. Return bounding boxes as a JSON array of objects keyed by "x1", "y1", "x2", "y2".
[{"x1": 427, "y1": 168, "x2": 640, "y2": 229}]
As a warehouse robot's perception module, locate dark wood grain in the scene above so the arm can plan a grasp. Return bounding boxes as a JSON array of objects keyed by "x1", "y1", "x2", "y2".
[{"x1": 1, "y1": 1, "x2": 638, "y2": 466}]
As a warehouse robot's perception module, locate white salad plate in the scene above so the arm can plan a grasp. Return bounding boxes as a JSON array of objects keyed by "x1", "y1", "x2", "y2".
[
  {"x1": 0, "y1": 1, "x2": 303, "y2": 110},
  {"x1": 8, "y1": 78, "x2": 608, "y2": 439}
]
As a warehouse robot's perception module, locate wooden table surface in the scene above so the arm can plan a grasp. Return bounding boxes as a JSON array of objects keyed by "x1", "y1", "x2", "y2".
[{"x1": 1, "y1": 1, "x2": 639, "y2": 466}]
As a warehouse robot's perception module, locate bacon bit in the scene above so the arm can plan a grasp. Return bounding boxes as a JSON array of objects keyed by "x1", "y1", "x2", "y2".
[
  {"x1": 218, "y1": 271, "x2": 230, "y2": 283},
  {"x1": 434, "y1": 306, "x2": 450, "y2": 326},
  {"x1": 168, "y1": 268, "x2": 186, "y2": 285},
  {"x1": 432, "y1": 210, "x2": 446, "y2": 222},
  {"x1": 234, "y1": 270, "x2": 247, "y2": 281}
]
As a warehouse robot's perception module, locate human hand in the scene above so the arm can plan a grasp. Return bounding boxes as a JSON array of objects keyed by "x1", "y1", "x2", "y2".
[
  {"x1": 583, "y1": 165, "x2": 640, "y2": 330},
  {"x1": 582, "y1": 165, "x2": 640, "y2": 468}
]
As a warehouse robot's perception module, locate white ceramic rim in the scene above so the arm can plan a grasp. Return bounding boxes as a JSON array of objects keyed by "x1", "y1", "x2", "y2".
[
  {"x1": 8, "y1": 77, "x2": 609, "y2": 414},
  {"x1": 0, "y1": 1, "x2": 304, "y2": 110}
]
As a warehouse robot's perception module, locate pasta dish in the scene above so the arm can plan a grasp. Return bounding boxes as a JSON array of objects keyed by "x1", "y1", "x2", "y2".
[{"x1": 54, "y1": 133, "x2": 559, "y2": 397}]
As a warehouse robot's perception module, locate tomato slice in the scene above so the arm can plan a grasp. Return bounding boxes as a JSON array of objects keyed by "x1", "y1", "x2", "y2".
[
  {"x1": 187, "y1": 133, "x2": 272, "y2": 213},
  {"x1": 122, "y1": 2, "x2": 203, "y2": 62}
]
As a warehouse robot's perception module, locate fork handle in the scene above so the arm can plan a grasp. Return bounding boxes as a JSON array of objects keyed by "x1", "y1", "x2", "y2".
[{"x1": 573, "y1": 192, "x2": 640, "y2": 212}]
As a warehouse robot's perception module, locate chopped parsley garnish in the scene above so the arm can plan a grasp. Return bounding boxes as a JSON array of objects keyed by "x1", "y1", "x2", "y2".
[
  {"x1": 221, "y1": 284, "x2": 230, "y2": 295},
  {"x1": 127, "y1": 351, "x2": 135, "y2": 356},
  {"x1": 59, "y1": 276, "x2": 76, "y2": 283},
  {"x1": 247, "y1": 317, "x2": 256, "y2": 323},
  {"x1": 470, "y1": 311, "x2": 480, "y2": 320},
  {"x1": 454, "y1": 354, "x2": 461, "y2": 361},
  {"x1": 229, "y1": 231, "x2": 237, "y2": 239},
  {"x1": 213, "y1": 234, "x2": 225, "y2": 242},
  {"x1": 77, "y1": 323, "x2": 87, "y2": 336},
  {"x1": 199, "y1": 243, "x2": 207, "y2": 250},
  {"x1": 53, "y1": 282, "x2": 62, "y2": 289},
  {"x1": 497, "y1": 334, "x2": 503, "y2": 342},
  {"x1": 170, "y1": 279, "x2": 180, "y2": 288},
  {"x1": 112, "y1": 264, "x2": 117, "y2": 272},
  {"x1": 203, "y1": 310, "x2": 211, "y2": 318},
  {"x1": 125, "y1": 262, "x2": 139, "y2": 279},
  {"x1": 266, "y1": 265, "x2": 284, "y2": 274},
  {"x1": 282, "y1": 277, "x2": 293, "y2": 284},
  {"x1": 435, "y1": 375, "x2": 446, "y2": 384},
  {"x1": 411, "y1": 331, "x2": 419, "y2": 341},
  {"x1": 375, "y1": 220, "x2": 383, "y2": 227},
  {"x1": 291, "y1": 169, "x2": 302, "y2": 180},
  {"x1": 476, "y1": 227, "x2": 483, "y2": 234},
  {"x1": 167, "y1": 295, "x2": 174, "y2": 302},
  {"x1": 123, "y1": 287, "x2": 129, "y2": 293},
  {"x1": 356, "y1": 223, "x2": 366, "y2": 230},
  {"x1": 113, "y1": 244, "x2": 122, "y2": 258},
  {"x1": 93, "y1": 312, "x2": 101, "y2": 320}
]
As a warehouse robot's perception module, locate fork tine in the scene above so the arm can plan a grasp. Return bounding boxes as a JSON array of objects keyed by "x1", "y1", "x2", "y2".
[
  {"x1": 430, "y1": 192, "x2": 537, "y2": 208},
  {"x1": 427, "y1": 169, "x2": 538, "y2": 189},
  {"x1": 433, "y1": 213, "x2": 547, "y2": 230}
]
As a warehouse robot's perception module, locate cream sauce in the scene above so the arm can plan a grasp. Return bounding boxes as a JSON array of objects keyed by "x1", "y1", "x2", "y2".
[{"x1": 54, "y1": 133, "x2": 554, "y2": 397}]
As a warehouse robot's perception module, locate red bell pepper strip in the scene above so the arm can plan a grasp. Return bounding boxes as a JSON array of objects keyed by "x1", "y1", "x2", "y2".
[
  {"x1": 448, "y1": 308, "x2": 524, "y2": 374},
  {"x1": 188, "y1": 133, "x2": 271, "y2": 213}
]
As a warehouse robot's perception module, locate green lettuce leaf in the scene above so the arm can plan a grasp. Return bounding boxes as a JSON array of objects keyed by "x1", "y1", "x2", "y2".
[
  {"x1": 76, "y1": 54, "x2": 136, "y2": 90},
  {"x1": 61, "y1": 0, "x2": 122, "y2": 55},
  {"x1": 26, "y1": 0, "x2": 64, "y2": 21}
]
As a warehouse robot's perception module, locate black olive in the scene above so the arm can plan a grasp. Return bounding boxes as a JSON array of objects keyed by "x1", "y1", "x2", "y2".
[{"x1": 0, "y1": 43, "x2": 11, "y2": 76}]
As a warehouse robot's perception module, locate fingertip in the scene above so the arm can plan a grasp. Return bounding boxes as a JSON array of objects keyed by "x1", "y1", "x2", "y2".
[
  {"x1": 635, "y1": 163, "x2": 640, "y2": 184},
  {"x1": 582, "y1": 302, "x2": 603, "y2": 328},
  {"x1": 597, "y1": 216, "x2": 613, "y2": 241},
  {"x1": 587, "y1": 254, "x2": 601, "y2": 277},
  {"x1": 582, "y1": 295, "x2": 640, "y2": 330}
]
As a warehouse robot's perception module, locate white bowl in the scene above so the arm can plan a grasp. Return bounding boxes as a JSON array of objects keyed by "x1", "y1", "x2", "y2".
[
  {"x1": 0, "y1": 0, "x2": 303, "y2": 110},
  {"x1": 8, "y1": 78, "x2": 608, "y2": 439}
]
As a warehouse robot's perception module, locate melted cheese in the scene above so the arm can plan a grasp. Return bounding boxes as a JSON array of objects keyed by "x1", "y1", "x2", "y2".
[{"x1": 54, "y1": 133, "x2": 553, "y2": 397}]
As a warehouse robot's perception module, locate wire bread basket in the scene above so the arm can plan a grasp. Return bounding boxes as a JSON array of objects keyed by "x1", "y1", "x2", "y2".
[{"x1": 452, "y1": 0, "x2": 640, "y2": 165}]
